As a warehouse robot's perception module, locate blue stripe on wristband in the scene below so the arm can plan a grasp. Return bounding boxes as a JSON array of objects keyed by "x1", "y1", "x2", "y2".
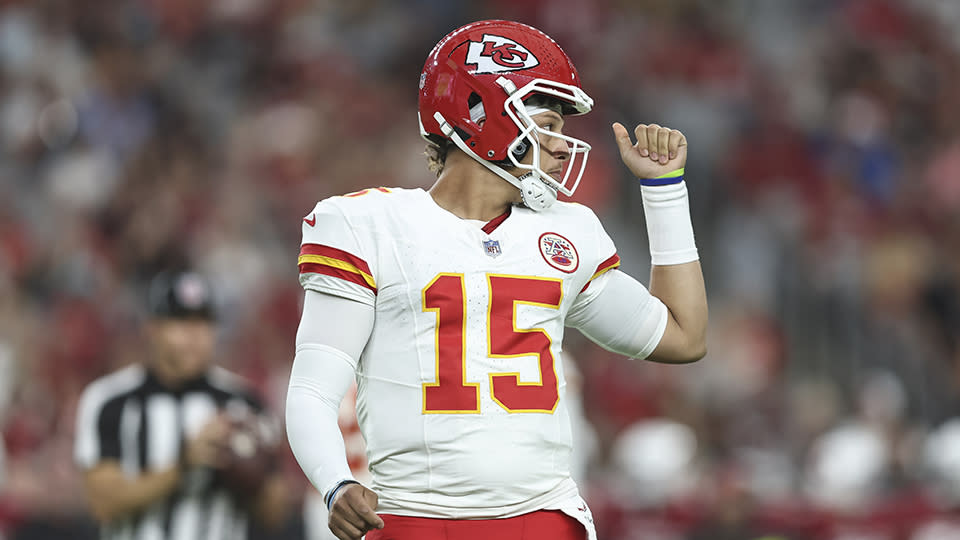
[
  {"x1": 326, "y1": 480, "x2": 360, "y2": 510},
  {"x1": 640, "y1": 175, "x2": 684, "y2": 186},
  {"x1": 639, "y1": 167, "x2": 684, "y2": 187}
]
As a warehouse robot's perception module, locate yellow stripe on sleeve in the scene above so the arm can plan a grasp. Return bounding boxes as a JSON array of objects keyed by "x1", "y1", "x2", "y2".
[{"x1": 297, "y1": 254, "x2": 377, "y2": 289}]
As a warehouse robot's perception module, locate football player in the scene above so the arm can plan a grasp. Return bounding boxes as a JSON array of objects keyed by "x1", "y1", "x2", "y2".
[{"x1": 286, "y1": 19, "x2": 707, "y2": 540}]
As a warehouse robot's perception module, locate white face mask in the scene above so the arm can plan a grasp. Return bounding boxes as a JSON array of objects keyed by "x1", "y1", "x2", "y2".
[
  {"x1": 498, "y1": 78, "x2": 593, "y2": 211},
  {"x1": 463, "y1": 101, "x2": 574, "y2": 211},
  {"x1": 424, "y1": 77, "x2": 593, "y2": 211},
  {"x1": 469, "y1": 102, "x2": 558, "y2": 124}
]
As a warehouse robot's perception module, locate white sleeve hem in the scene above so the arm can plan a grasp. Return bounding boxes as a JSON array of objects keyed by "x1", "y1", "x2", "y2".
[
  {"x1": 566, "y1": 270, "x2": 669, "y2": 359},
  {"x1": 628, "y1": 299, "x2": 668, "y2": 360},
  {"x1": 299, "y1": 276, "x2": 375, "y2": 307}
]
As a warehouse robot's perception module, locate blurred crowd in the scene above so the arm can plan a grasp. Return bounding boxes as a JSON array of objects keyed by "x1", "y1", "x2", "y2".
[{"x1": 1, "y1": 0, "x2": 960, "y2": 538}]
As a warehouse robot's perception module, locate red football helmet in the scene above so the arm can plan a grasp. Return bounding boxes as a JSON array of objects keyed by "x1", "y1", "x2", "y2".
[{"x1": 418, "y1": 20, "x2": 594, "y2": 210}]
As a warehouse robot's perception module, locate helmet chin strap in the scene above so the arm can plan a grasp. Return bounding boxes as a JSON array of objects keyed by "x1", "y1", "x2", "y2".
[
  {"x1": 433, "y1": 111, "x2": 557, "y2": 211},
  {"x1": 516, "y1": 172, "x2": 557, "y2": 211}
]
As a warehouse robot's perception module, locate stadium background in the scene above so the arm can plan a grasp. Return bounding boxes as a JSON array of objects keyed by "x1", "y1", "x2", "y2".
[{"x1": 1, "y1": 0, "x2": 960, "y2": 538}]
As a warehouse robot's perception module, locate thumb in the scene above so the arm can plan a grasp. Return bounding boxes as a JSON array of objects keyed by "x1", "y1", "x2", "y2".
[
  {"x1": 676, "y1": 142, "x2": 688, "y2": 166},
  {"x1": 611, "y1": 122, "x2": 633, "y2": 156}
]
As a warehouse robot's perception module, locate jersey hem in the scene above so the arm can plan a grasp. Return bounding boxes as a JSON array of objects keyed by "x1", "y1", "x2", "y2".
[{"x1": 371, "y1": 477, "x2": 580, "y2": 520}]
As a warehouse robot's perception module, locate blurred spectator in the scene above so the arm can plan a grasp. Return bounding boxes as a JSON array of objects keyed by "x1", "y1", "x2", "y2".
[
  {"x1": 611, "y1": 419, "x2": 698, "y2": 510},
  {"x1": 916, "y1": 418, "x2": 960, "y2": 539}
]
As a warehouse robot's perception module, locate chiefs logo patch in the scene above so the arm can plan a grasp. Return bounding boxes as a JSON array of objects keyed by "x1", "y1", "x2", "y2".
[
  {"x1": 465, "y1": 34, "x2": 540, "y2": 74},
  {"x1": 539, "y1": 232, "x2": 579, "y2": 273}
]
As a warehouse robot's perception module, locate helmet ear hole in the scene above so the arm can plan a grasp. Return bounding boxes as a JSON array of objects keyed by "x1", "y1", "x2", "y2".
[
  {"x1": 511, "y1": 139, "x2": 529, "y2": 160},
  {"x1": 467, "y1": 92, "x2": 486, "y2": 125}
]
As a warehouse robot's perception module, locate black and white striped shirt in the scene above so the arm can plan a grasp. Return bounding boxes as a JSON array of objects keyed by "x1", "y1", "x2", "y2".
[{"x1": 75, "y1": 364, "x2": 268, "y2": 540}]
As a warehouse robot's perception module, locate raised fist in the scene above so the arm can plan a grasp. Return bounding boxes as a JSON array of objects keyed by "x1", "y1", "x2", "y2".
[{"x1": 612, "y1": 122, "x2": 687, "y2": 181}]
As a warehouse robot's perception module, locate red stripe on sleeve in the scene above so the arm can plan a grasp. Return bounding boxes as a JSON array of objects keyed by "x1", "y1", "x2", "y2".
[
  {"x1": 580, "y1": 253, "x2": 621, "y2": 293},
  {"x1": 298, "y1": 263, "x2": 377, "y2": 294},
  {"x1": 595, "y1": 253, "x2": 621, "y2": 275},
  {"x1": 299, "y1": 244, "x2": 372, "y2": 275}
]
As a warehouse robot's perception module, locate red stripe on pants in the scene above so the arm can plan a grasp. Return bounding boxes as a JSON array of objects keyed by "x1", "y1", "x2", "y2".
[{"x1": 365, "y1": 510, "x2": 585, "y2": 540}]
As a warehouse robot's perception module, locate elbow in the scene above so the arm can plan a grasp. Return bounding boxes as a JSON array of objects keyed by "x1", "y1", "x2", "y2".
[
  {"x1": 668, "y1": 343, "x2": 706, "y2": 364},
  {"x1": 284, "y1": 387, "x2": 308, "y2": 450},
  {"x1": 678, "y1": 321, "x2": 708, "y2": 363},
  {"x1": 679, "y1": 332, "x2": 708, "y2": 363},
  {"x1": 686, "y1": 340, "x2": 707, "y2": 363},
  {"x1": 648, "y1": 335, "x2": 706, "y2": 364}
]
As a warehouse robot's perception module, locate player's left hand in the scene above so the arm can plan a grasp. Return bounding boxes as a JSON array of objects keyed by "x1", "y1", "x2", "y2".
[
  {"x1": 328, "y1": 483, "x2": 384, "y2": 540},
  {"x1": 612, "y1": 122, "x2": 687, "y2": 180}
]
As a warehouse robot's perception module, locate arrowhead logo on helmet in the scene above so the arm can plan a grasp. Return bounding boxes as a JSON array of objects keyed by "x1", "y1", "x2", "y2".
[{"x1": 465, "y1": 35, "x2": 540, "y2": 74}]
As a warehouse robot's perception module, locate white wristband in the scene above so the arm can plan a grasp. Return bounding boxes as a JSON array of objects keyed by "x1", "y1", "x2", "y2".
[{"x1": 640, "y1": 180, "x2": 699, "y2": 265}]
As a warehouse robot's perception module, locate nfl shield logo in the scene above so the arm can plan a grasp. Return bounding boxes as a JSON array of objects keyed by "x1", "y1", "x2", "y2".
[{"x1": 483, "y1": 239, "x2": 502, "y2": 258}]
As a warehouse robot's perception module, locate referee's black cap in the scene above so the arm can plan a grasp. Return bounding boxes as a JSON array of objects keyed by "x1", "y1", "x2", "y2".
[{"x1": 147, "y1": 271, "x2": 216, "y2": 320}]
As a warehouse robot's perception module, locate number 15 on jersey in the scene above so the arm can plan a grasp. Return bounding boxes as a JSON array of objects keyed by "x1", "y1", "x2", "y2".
[{"x1": 422, "y1": 273, "x2": 562, "y2": 415}]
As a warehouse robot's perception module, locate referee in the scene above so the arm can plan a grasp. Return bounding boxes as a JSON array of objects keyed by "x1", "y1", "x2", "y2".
[{"x1": 74, "y1": 271, "x2": 288, "y2": 540}]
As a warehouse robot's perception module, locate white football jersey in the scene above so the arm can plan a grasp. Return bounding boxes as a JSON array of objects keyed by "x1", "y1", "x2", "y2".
[{"x1": 297, "y1": 187, "x2": 652, "y2": 519}]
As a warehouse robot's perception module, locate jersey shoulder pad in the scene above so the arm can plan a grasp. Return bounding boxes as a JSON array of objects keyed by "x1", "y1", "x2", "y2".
[
  {"x1": 298, "y1": 190, "x2": 404, "y2": 303},
  {"x1": 304, "y1": 187, "x2": 385, "y2": 217},
  {"x1": 302, "y1": 186, "x2": 408, "y2": 235},
  {"x1": 329, "y1": 186, "x2": 401, "y2": 211},
  {"x1": 544, "y1": 199, "x2": 603, "y2": 227}
]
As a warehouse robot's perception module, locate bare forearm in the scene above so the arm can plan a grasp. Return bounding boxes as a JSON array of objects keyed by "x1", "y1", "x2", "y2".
[
  {"x1": 611, "y1": 123, "x2": 707, "y2": 362},
  {"x1": 86, "y1": 464, "x2": 181, "y2": 523},
  {"x1": 649, "y1": 261, "x2": 708, "y2": 362}
]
